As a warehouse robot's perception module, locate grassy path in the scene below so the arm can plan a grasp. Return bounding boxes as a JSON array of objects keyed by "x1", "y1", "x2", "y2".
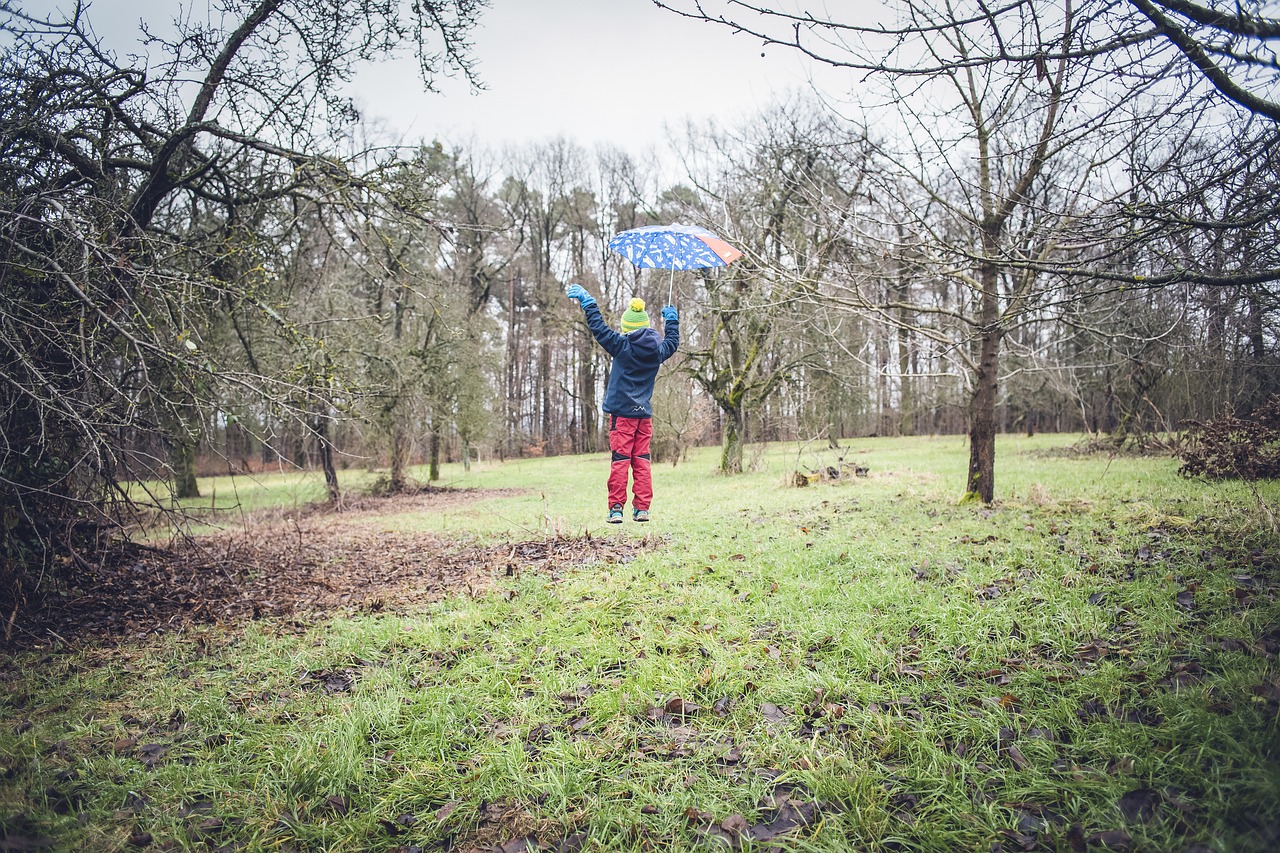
[{"x1": 3, "y1": 435, "x2": 1279, "y2": 851}]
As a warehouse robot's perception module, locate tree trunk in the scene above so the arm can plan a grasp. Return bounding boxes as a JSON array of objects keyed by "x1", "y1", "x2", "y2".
[
  {"x1": 390, "y1": 423, "x2": 408, "y2": 492},
  {"x1": 539, "y1": 311, "x2": 552, "y2": 450},
  {"x1": 578, "y1": 328, "x2": 597, "y2": 453},
  {"x1": 315, "y1": 414, "x2": 340, "y2": 504},
  {"x1": 1246, "y1": 285, "x2": 1270, "y2": 414},
  {"x1": 894, "y1": 228, "x2": 915, "y2": 436},
  {"x1": 505, "y1": 272, "x2": 518, "y2": 457},
  {"x1": 897, "y1": 318, "x2": 914, "y2": 437},
  {"x1": 292, "y1": 428, "x2": 307, "y2": 469},
  {"x1": 965, "y1": 253, "x2": 1001, "y2": 504},
  {"x1": 172, "y1": 430, "x2": 201, "y2": 499},
  {"x1": 720, "y1": 407, "x2": 746, "y2": 474},
  {"x1": 171, "y1": 396, "x2": 201, "y2": 499},
  {"x1": 876, "y1": 316, "x2": 890, "y2": 435},
  {"x1": 428, "y1": 428, "x2": 440, "y2": 482}
]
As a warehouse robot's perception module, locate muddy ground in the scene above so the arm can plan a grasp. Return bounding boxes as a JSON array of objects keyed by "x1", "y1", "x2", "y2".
[{"x1": 12, "y1": 488, "x2": 651, "y2": 648}]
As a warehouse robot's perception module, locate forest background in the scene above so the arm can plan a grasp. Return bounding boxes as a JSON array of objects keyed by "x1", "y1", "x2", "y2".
[{"x1": 2, "y1": 0, "x2": 1279, "y2": 626}]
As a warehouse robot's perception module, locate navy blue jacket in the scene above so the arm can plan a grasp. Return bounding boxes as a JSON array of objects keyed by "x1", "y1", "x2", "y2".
[{"x1": 583, "y1": 303, "x2": 679, "y2": 418}]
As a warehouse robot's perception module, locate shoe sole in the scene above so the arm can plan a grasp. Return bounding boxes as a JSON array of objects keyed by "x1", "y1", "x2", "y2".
[{"x1": 607, "y1": 517, "x2": 623, "y2": 524}]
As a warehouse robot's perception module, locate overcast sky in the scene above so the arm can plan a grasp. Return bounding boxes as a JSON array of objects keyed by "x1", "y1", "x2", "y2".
[{"x1": 76, "y1": 0, "x2": 864, "y2": 154}]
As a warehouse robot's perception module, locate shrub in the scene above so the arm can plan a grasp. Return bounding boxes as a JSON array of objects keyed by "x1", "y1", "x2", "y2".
[{"x1": 1179, "y1": 398, "x2": 1280, "y2": 480}]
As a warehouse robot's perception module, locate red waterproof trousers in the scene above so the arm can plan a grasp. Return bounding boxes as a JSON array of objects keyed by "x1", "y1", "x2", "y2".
[{"x1": 607, "y1": 415, "x2": 653, "y2": 510}]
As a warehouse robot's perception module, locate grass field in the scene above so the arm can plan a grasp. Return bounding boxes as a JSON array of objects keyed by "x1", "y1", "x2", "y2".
[{"x1": 3, "y1": 434, "x2": 1279, "y2": 852}]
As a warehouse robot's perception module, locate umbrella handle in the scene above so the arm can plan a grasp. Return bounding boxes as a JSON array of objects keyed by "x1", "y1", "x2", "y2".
[{"x1": 668, "y1": 269, "x2": 674, "y2": 307}]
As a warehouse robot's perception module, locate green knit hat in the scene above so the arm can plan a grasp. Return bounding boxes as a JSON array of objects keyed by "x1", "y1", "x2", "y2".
[{"x1": 620, "y1": 297, "x2": 650, "y2": 333}]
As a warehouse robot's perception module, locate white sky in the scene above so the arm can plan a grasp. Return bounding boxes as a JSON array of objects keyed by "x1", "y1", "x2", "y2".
[{"x1": 71, "y1": 0, "x2": 864, "y2": 154}]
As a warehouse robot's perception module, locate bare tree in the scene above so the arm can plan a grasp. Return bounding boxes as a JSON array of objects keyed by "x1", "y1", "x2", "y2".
[
  {"x1": 0, "y1": 0, "x2": 483, "y2": 635},
  {"x1": 658, "y1": 0, "x2": 1280, "y2": 281},
  {"x1": 658, "y1": 1, "x2": 1280, "y2": 120},
  {"x1": 677, "y1": 102, "x2": 869, "y2": 472},
  {"x1": 655, "y1": 0, "x2": 1279, "y2": 500}
]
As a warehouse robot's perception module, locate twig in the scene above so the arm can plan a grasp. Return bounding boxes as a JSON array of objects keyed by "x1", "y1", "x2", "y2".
[{"x1": 5, "y1": 589, "x2": 20, "y2": 645}]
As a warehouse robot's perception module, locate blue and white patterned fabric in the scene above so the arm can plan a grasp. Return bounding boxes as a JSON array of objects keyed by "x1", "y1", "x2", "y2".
[{"x1": 608, "y1": 224, "x2": 738, "y2": 270}]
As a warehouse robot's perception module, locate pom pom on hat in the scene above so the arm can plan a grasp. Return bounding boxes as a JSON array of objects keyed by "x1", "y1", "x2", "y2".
[{"x1": 620, "y1": 297, "x2": 650, "y2": 333}]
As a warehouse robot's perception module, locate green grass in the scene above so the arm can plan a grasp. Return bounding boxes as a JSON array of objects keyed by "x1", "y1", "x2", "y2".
[
  {"x1": 124, "y1": 465, "x2": 380, "y2": 541},
  {"x1": 4, "y1": 434, "x2": 1280, "y2": 851}
]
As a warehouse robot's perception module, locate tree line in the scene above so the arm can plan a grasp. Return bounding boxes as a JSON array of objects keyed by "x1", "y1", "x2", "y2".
[{"x1": 2, "y1": 0, "x2": 1277, "y2": 630}]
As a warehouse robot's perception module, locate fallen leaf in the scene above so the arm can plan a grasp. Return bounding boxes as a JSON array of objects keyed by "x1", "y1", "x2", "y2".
[
  {"x1": 760, "y1": 703, "x2": 788, "y2": 723},
  {"x1": 1078, "y1": 699, "x2": 1108, "y2": 719},
  {"x1": 1117, "y1": 788, "x2": 1159, "y2": 823},
  {"x1": 888, "y1": 791, "x2": 919, "y2": 824},
  {"x1": 553, "y1": 831, "x2": 588, "y2": 852},
  {"x1": 178, "y1": 800, "x2": 213, "y2": 818},
  {"x1": 999, "y1": 828, "x2": 1038, "y2": 851},
  {"x1": 559, "y1": 685, "x2": 595, "y2": 710},
  {"x1": 720, "y1": 814, "x2": 749, "y2": 836},
  {"x1": 202, "y1": 817, "x2": 233, "y2": 835},
  {"x1": 1161, "y1": 786, "x2": 1197, "y2": 814},
  {"x1": 137, "y1": 743, "x2": 167, "y2": 767},
  {"x1": 302, "y1": 669, "x2": 356, "y2": 694},
  {"x1": 751, "y1": 786, "x2": 821, "y2": 840},
  {"x1": 664, "y1": 697, "x2": 700, "y2": 717},
  {"x1": 1088, "y1": 829, "x2": 1132, "y2": 850}
]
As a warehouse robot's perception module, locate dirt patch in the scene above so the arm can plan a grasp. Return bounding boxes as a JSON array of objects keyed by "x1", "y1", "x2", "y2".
[{"x1": 11, "y1": 488, "x2": 653, "y2": 649}]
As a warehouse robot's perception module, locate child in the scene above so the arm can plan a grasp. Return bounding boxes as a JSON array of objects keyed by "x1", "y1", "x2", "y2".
[{"x1": 566, "y1": 284, "x2": 679, "y2": 523}]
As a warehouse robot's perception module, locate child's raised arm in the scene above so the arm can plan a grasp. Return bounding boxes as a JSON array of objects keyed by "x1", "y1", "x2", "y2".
[
  {"x1": 567, "y1": 283, "x2": 625, "y2": 356},
  {"x1": 659, "y1": 305, "x2": 680, "y2": 360}
]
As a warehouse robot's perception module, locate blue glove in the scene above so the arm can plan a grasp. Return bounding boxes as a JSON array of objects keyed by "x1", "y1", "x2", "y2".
[
  {"x1": 661, "y1": 305, "x2": 678, "y2": 323},
  {"x1": 565, "y1": 283, "x2": 596, "y2": 309}
]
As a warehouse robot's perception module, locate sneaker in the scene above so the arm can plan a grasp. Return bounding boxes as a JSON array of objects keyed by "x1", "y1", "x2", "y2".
[
  {"x1": 607, "y1": 504, "x2": 624, "y2": 524},
  {"x1": 633, "y1": 509, "x2": 650, "y2": 523}
]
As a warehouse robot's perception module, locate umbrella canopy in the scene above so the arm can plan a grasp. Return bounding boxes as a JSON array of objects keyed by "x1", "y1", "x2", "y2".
[{"x1": 608, "y1": 224, "x2": 743, "y2": 271}]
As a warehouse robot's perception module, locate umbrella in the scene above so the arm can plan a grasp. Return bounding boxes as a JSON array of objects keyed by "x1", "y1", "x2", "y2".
[{"x1": 608, "y1": 224, "x2": 744, "y2": 304}]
